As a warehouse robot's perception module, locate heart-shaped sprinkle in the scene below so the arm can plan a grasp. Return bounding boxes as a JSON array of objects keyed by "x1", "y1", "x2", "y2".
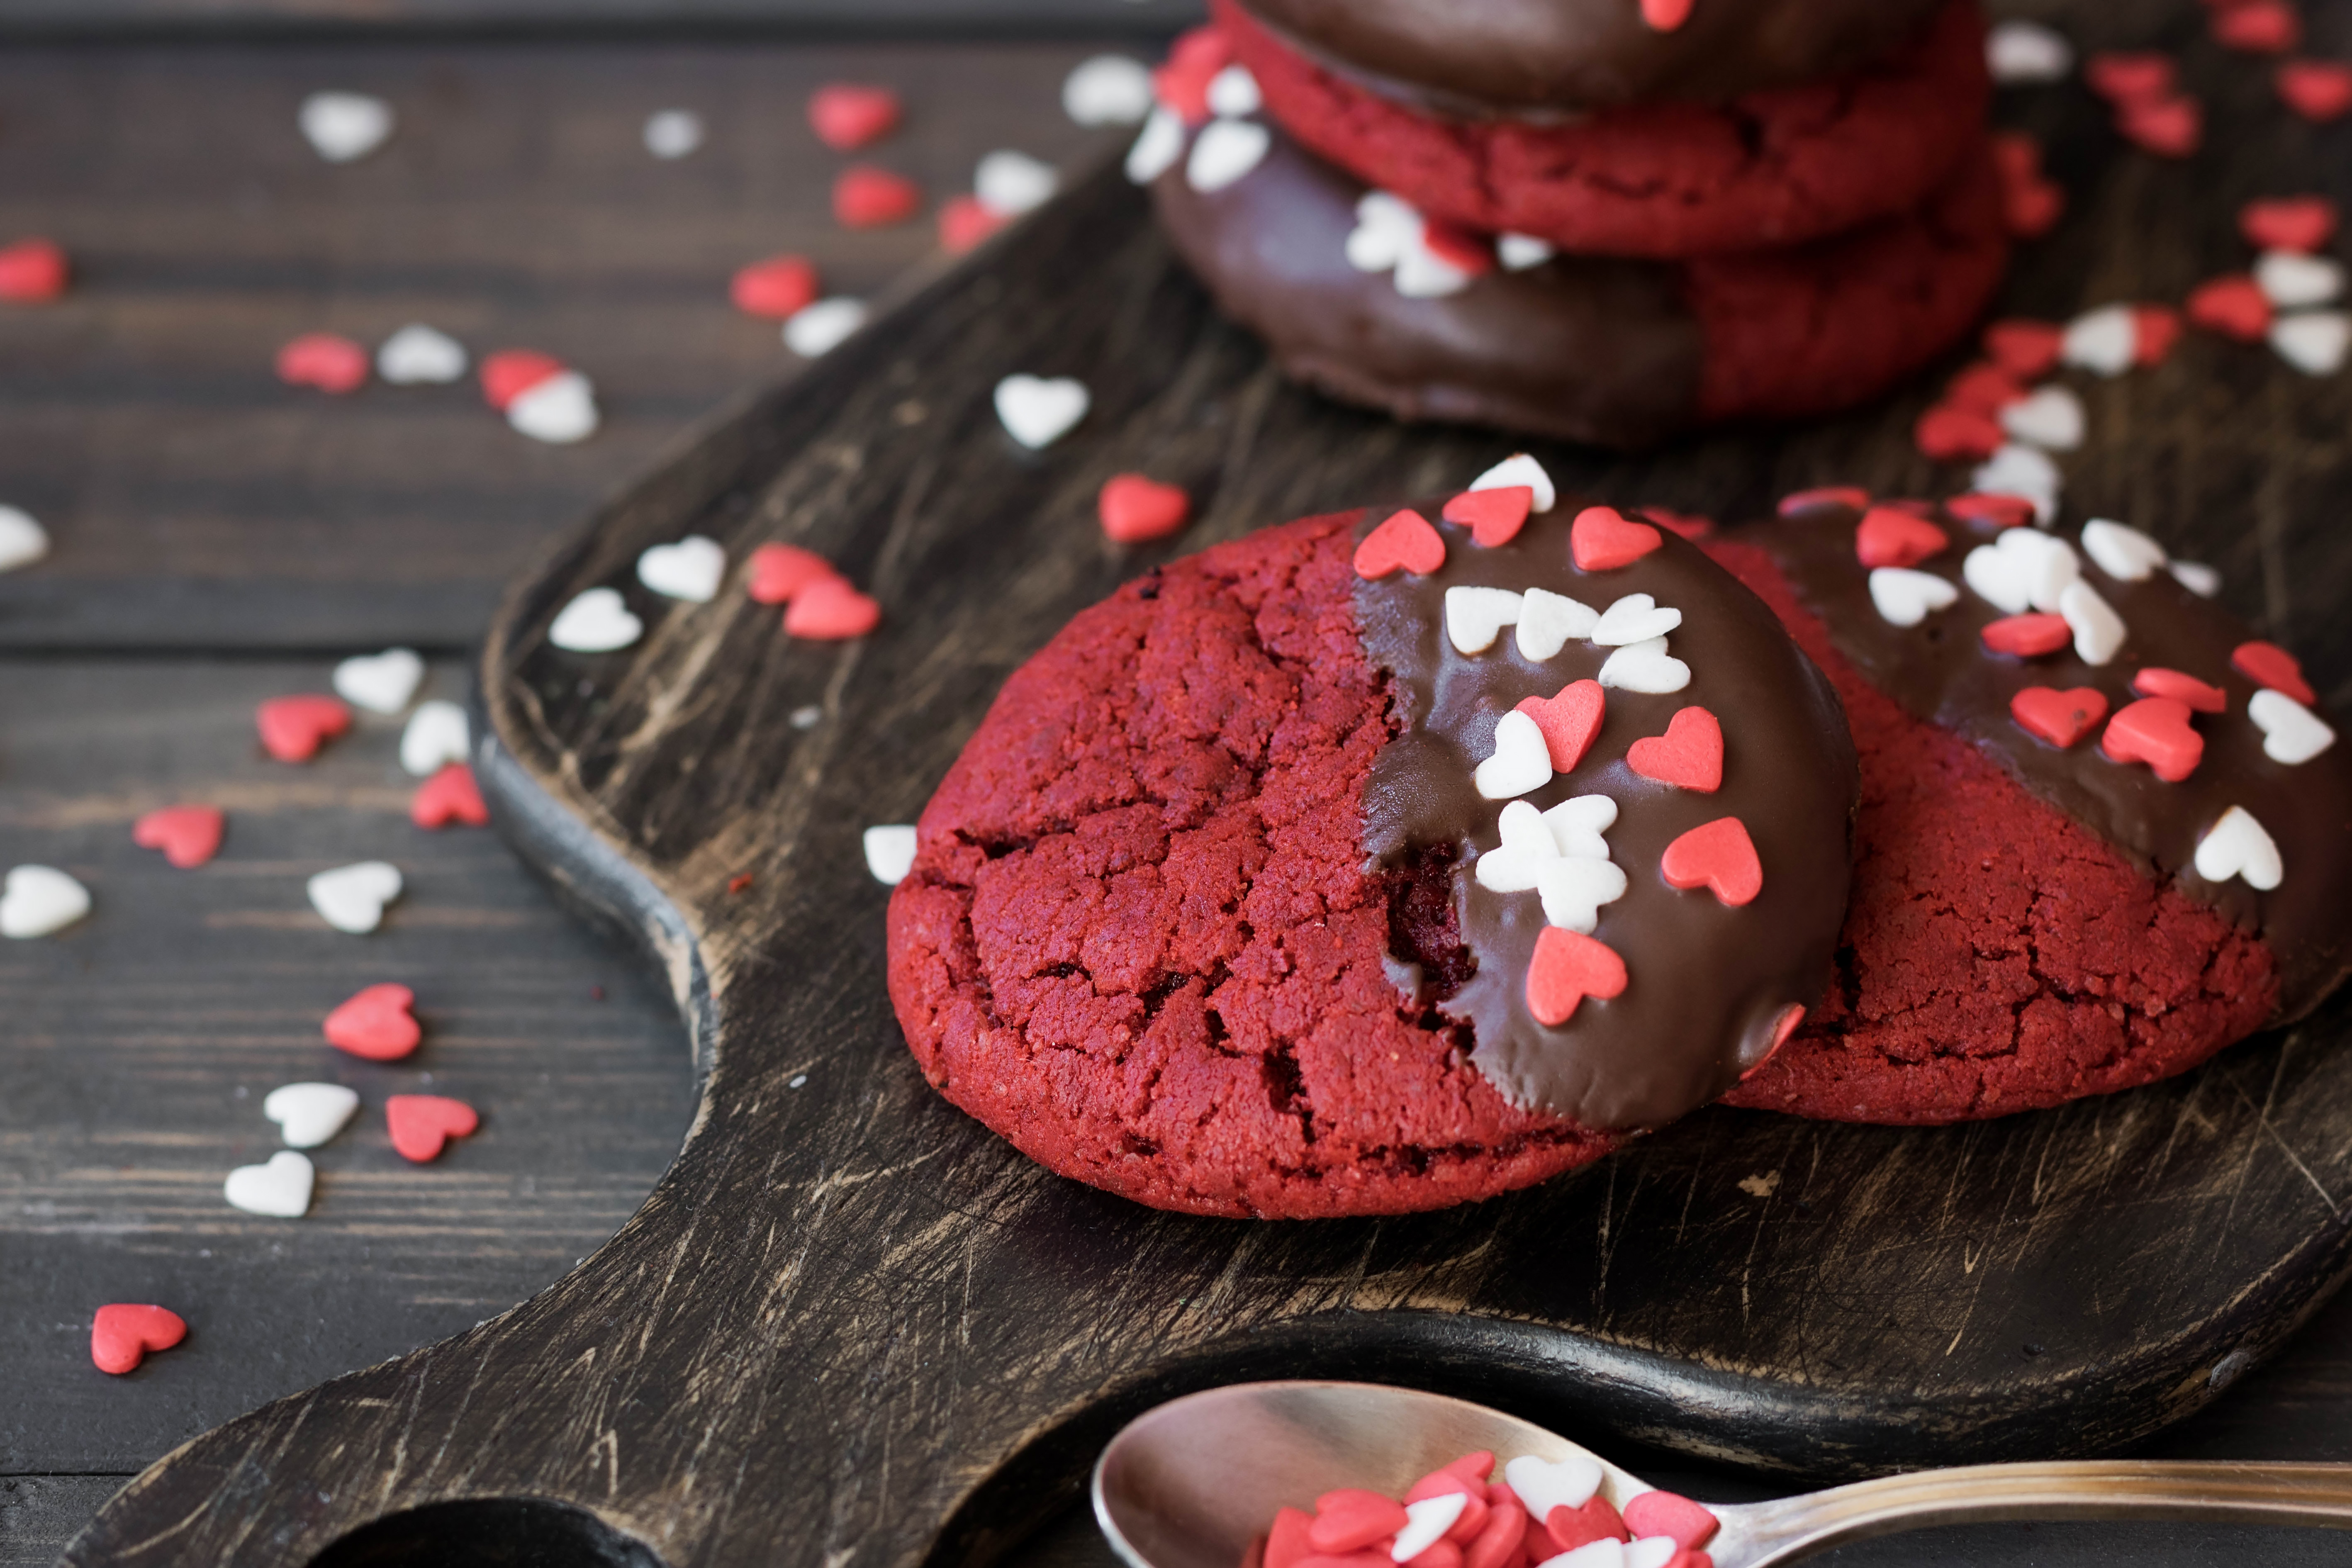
[
  {"x1": 1446, "y1": 587, "x2": 1524, "y2": 654},
  {"x1": 2135, "y1": 303, "x2": 2184, "y2": 363},
  {"x1": 644, "y1": 107, "x2": 705, "y2": 158},
  {"x1": 2172, "y1": 560, "x2": 2223, "y2": 597},
  {"x1": 2250, "y1": 688, "x2": 2337, "y2": 763},
  {"x1": 134, "y1": 804, "x2": 225, "y2": 868},
  {"x1": 508, "y1": 370, "x2": 598, "y2": 444},
  {"x1": 1944, "y1": 361, "x2": 2025, "y2": 416},
  {"x1": 1597, "y1": 637, "x2": 1689, "y2": 694},
  {"x1": 638, "y1": 535, "x2": 727, "y2": 603},
  {"x1": 939, "y1": 193, "x2": 1010, "y2": 254},
  {"x1": 808, "y1": 83, "x2": 900, "y2": 151},
  {"x1": 0, "y1": 503, "x2": 49, "y2": 572},
  {"x1": 1390, "y1": 1494, "x2": 1469, "y2": 1562},
  {"x1": 1467, "y1": 455, "x2": 1556, "y2": 513},
  {"x1": 1099, "y1": 475, "x2": 1191, "y2": 543},
  {"x1": 2235, "y1": 640, "x2": 2318, "y2": 704},
  {"x1": 1541, "y1": 794, "x2": 1618, "y2": 859},
  {"x1": 1627, "y1": 706, "x2": 1723, "y2": 791},
  {"x1": 2078, "y1": 519, "x2": 2167, "y2": 581},
  {"x1": 387, "y1": 1094, "x2": 480, "y2": 1163},
  {"x1": 1475, "y1": 710, "x2": 1554, "y2": 800},
  {"x1": 730, "y1": 254, "x2": 820, "y2": 319},
  {"x1": 1945, "y1": 492, "x2": 2035, "y2": 530},
  {"x1": 399, "y1": 699, "x2": 470, "y2": 777},
  {"x1": 2059, "y1": 582, "x2": 2126, "y2": 665},
  {"x1": 2131, "y1": 667, "x2": 2226, "y2": 713},
  {"x1": 1589, "y1": 592, "x2": 1680, "y2": 647},
  {"x1": 1540, "y1": 1495, "x2": 1630, "y2": 1558},
  {"x1": 1570, "y1": 507, "x2": 1662, "y2": 571},
  {"x1": 1309, "y1": 1491, "x2": 1411, "y2": 1555},
  {"x1": 1536, "y1": 856, "x2": 1628, "y2": 935},
  {"x1": 324, "y1": 981, "x2": 421, "y2": 1059},
  {"x1": 264, "y1": 1082, "x2": 360, "y2": 1149},
  {"x1": 373, "y1": 322, "x2": 466, "y2": 385},
  {"x1": 1963, "y1": 528, "x2": 2079, "y2": 615},
  {"x1": 1640, "y1": 0, "x2": 1693, "y2": 30},
  {"x1": 783, "y1": 577, "x2": 881, "y2": 640},
  {"x1": 1354, "y1": 509, "x2": 1445, "y2": 579},
  {"x1": 1525, "y1": 928, "x2": 1627, "y2": 1026},
  {"x1": 1969, "y1": 446, "x2": 2060, "y2": 521},
  {"x1": 2087, "y1": 48, "x2": 2174, "y2": 100},
  {"x1": 2101, "y1": 696, "x2": 2202, "y2": 782},
  {"x1": 91, "y1": 1303, "x2": 187, "y2": 1375},
  {"x1": 256, "y1": 694, "x2": 352, "y2": 762},
  {"x1": 2117, "y1": 94, "x2": 2201, "y2": 158},
  {"x1": 549, "y1": 587, "x2": 643, "y2": 653},
  {"x1": 1515, "y1": 589, "x2": 1599, "y2": 659},
  {"x1": 784, "y1": 297, "x2": 868, "y2": 357},
  {"x1": 1476, "y1": 797, "x2": 1620, "y2": 896},
  {"x1": 308, "y1": 860, "x2": 402, "y2": 935},
  {"x1": 1502, "y1": 1456, "x2": 1603, "y2": 1523},
  {"x1": 2279, "y1": 60, "x2": 2352, "y2": 122},
  {"x1": 412, "y1": 762, "x2": 489, "y2": 829},
  {"x1": 299, "y1": 91, "x2": 392, "y2": 162},
  {"x1": 1988, "y1": 20, "x2": 2074, "y2": 83},
  {"x1": 1984, "y1": 320, "x2": 2065, "y2": 379},
  {"x1": 1981, "y1": 614, "x2": 2072, "y2": 657},
  {"x1": 976, "y1": 149, "x2": 1060, "y2": 216},
  {"x1": 1474, "y1": 801, "x2": 1566, "y2": 893},
  {"x1": 2242, "y1": 196, "x2": 2337, "y2": 254},
  {"x1": 1867, "y1": 567, "x2": 1959, "y2": 627},
  {"x1": 224, "y1": 1149, "x2": 314, "y2": 1217},
  {"x1": 1348, "y1": 190, "x2": 1421, "y2": 275},
  {"x1": 0, "y1": 237, "x2": 69, "y2": 303},
  {"x1": 994, "y1": 373, "x2": 1090, "y2": 449},
  {"x1": 2213, "y1": 0, "x2": 2299, "y2": 53},
  {"x1": 1495, "y1": 234, "x2": 1555, "y2": 273},
  {"x1": 1854, "y1": 507, "x2": 1949, "y2": 569},
  {"x1": 1999, "y1": 386, "x2": 2085, "y2": 451},
  {"x1": 833, "y1": 164, "x2": 921, "y2": 228},
  {"x1": 1777, "y1": 485, "x2": 1870, "y2": 517},
  {"x1": 865, "y1": 824, "x2": 919, "y2": 884},
  {"x1": 1913, "y1": 403, "x2": 2004, "y2": 461},
  {"x1": 1186, "y1": 119, "x2": 1271, "y2": 193},
  {"x1": 479, "y1": 348, "x2": 564, "y2": 410},
  {"x1": 333, "y1": 647, "x2": 424, "y2": 713},
  {"x1": 1661, "y1": 817, "x2": 1763, "y2": 906},
  {"x1": 2257, "y1": 250, "x2": 2345, "y2": 310},
  {"x1": 2011, "y1": 687, "x2": 2109, "y2": 748},
  {"x1": 1124, "y1": 108, "x2": 1185, "y2": 184},
  {"x1": 2195, "y1": 805, "x2": 2283, "y2": 889},
  {"x1": 2271, "y1": 311, "x2": 2350, "y2": 375},
  {"x1": 1443, "y1": 485, "x2": 1533, "y2": 547},
  {"x1": 1514, "y1": 680, "x2": 1607, "y2": 772},
  {"x1": 276, "y1": 333, "x2": 369, "y2": 394},
  {"x1": 1620, "y1": 1494, "x2": 1717, "y2": 1551},
  {"x1": 1, "y1": 864, "x2": 90, "y2": 938},
  {"x1": 1064, "y1": 55, "x2": 1155, "y2": 127},
  {"x1": 747, "y1": 544, "x2": 838, "y2": 605},
  {"x1": 2062, "y1": 304, "x2": 2138, "y2": 375},
  {"x1": 1999, "y1": 142, "x2": 2066, "y2": 235}
]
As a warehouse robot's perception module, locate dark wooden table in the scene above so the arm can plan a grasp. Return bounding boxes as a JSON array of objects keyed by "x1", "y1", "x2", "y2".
[{"x1": 5, "y1": 8, "x2": 2352, "y2": 1567}]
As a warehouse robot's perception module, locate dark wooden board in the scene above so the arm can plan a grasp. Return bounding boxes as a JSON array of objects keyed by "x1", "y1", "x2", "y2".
[{"x1": 0, "y1": 1, "x2": 1200, "y2": 41}]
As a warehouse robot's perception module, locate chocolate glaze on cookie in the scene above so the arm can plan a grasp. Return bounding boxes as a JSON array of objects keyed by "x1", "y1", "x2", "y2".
[{"x1": 1358, "y1": 502, "x2": 1858, "y2": 1130}]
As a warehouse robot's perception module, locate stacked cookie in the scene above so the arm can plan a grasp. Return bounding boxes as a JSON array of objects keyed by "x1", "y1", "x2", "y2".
[{"x1": 1126, "y1": 0, "x2": 2009, "y2": 447}]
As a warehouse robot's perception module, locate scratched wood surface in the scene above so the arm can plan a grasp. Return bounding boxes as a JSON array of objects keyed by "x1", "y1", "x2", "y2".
[{"x1": 56, "y1": 0, "x2": 2352, "y2": 1554}]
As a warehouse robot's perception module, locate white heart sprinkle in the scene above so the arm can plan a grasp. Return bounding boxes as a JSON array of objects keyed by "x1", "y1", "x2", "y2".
[
  {"x1": 1963, "y1": 527, "x2": 2079, "y2": 615},
  {"x1": 2079, "y1": 519, "x2": 2167, "y2": 582},
  {"x1": 1125, "y1": 107, "x2": 1185, "y2": 184},
  {"x1": 637, "y1": 535, "x2": 726, "y2": 603},
  {"x1": 549, "y1": 587, "x2": 642, "y2": 653},
  {"x1": 399, "y1": 699, "x2": 470, "y2": 777},
  {"x1": 1597, "y1": 635, "x2": 1690, "y2": 694},
  {"x1": 975, "y1": 149, "x2": 1059, "y2": 217},
  {"x1": 333, "y1": 647, "x2": 424, "y2": 714},
  {"x1": 507, "y1": 370, "x2": 598, "y2": 444},
  {"x1": 1536, "y1": 855, "x2": 1627, "y2": 935},
  {"x1": 1516, "y1": 587, "x2": 1599, "y2": 660},
  {"x1": 864, "y1": 824, "x2": 918, "y2": 885},
  {"x1": 264, "y1": 1083, "x2": 360, "y2": 1149},
  {"x1": 2058, "y1": 581, "x2": 2125, "y2": 665},
  {"x1": 1063, "y1": 55, "x2": 1154, "y2": 126},
  {"x1": 376, "y1": 323, "x2": 467, "y2": 385},
  {"x1": 1548, "y1": 1541, "x2": 1625, "y2": 1568},
  {"x1": 784, "y1": 297, "x2": 867, "y2": 358},
  {"x1": 1543, "y1": 794, "x2": 1618, "y2": 859},
  {"x1": 1, "y1": 865, "x2": 90, "y2": 939},
  {"x1": 1475, "y1": 709, "x2": 1553, "y2": 800},
  {"x1": 2272, "y1": 312, "x2": 2350, "y2": 375},
  {"x1": 1868, "y1": 567, "x2": 1960, "y2": 627},
  {"x1": 2256, "y1": 250, "x2": 2345, "y2": 309},
  {"x1": 2250, "y1": 688, "x2": 2336, "y2": 764},
  {"x1": 1346, "y1": 192, "x2": 1419, "y2": 273},
  {"x1": 2170, "y1": 560, "x2": 2223, "y2": 597},
  {"x1": 2062, "y1": 304, "x2": 2138, "y2": 376},
  {"x1": 1473, "y1": 801, "x2": 1560, "y2": 893},
  {"x1": 1205, "y1": 64, "x2": 1263, "y2": 119},
  {"x1": 1393, "y1": 239, "x2": 1475, "y2": 299},
  {"x1": 1471, "y1": 453, "x2": 1556, "y2": 513},
  {"x1": 307, "y1": 860, "x2": 402, "y2": 934},
  {"x1": 1999, "y1": 385, "x2": 2084, "y2": 450},
  {"x1": 1969, "y1": 446, "x2": 2061, "y2": 521},
  {"x1": 1497, "y1": 233, "x2": 1555, "y2": 270},
  {"x1": 0, "y1": 504, "x2": 50, "y2": 573},
  {"x1": 1186, "y1": 119, "x2": 1269, "y2": 193},
  {"x1": 1503, "y1": 1454, "x2": 1603, "y2": 1521},
  {"x1": 299, "y1": 91, "x2": 393, "y2": 163},
  {"x1": 1445, "y1": 586, "x2": 1524, "y2": 654},
  {"x1": 1590, "y1": 592, "x2": 1682, "y2": 647},
  {"x1": 2195, "y1": 806, "x2": 2282, "y2": 891},
  {"x1": 1390, "y1": 1494, "x2": 1467, "y2": 1563},
  {"x1": 1987, "y1": 19, "x2": 2074, "y2": 83},
  {"x1": 643, "y1": 108, "x2": 705, "y2": 159},
  {"x1": 994, "y1": 374, "x2": 1090, "y2": 448},
  {"x1": 224, "y1": 1149, "x2": 314, "y2": 1218},
  {"x1": 1626, "y1": 1540, "x2": 1680, "y2": 1568}
]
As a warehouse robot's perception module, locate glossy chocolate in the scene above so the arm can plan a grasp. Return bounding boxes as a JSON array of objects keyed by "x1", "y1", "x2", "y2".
[{"x1": 1356, "y1": 502, "x2": 1858, "y2": 1130}]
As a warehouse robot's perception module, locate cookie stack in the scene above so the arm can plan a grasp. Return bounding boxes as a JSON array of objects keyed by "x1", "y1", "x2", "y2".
[{"x1": 1127, "y1": 0, "x2": 2009, "y2": 448}]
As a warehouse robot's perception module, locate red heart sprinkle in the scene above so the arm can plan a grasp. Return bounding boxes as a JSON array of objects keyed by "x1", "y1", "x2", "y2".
[
  {"x1": 1265, "y1": 1507, "x2": 1317, "y2": 1568},
  {"x1": 1642, "y1": 507, "x2": 1714, "y2": 540},
  {"x1": 90, "y1": 1304, "x2": 187, "y2": 1375},
  {"x1": 730, "y1": 253, "x2": 819, "y2": 319},
  {"x1": 1621, "y1": 1491, "x2": 1719, "y2": 1550},
  {"x1": 1627, "y1": 706, "x2": 1724, "y2": 791},
  {"x1": 2233, "y1": 639, "x2": 2317, "y2": 704},
  {"x1": 1309, "y1": 1491, "x2": 1410, "y2": 1555},
  {"x1": 2011, "y1": 686, "x2": 2109, "y2": 749},
  {"x1": 275, "y1": 332, "x2": 368, "y2": 394},
  {"x1": 2186, "y1": 275, "x2": 2272, "y2": 341},
  {"x1": 1945, "y1": 492, "x2": 2035, "y2": 529},
  {"x1": 133, "y1": 804, "x2": 224, "y2": 868},
  {"x1": 1661, "y1": 817, "x2": 1763, "y2": 906},
  {"x1": 1913, "y1": 404, "x2": 2004, "y2": 462},
  {"x1": 1983, "y1": 319, "x2": 2065, "y2": 379},
  {"x1": 1153, "y1": 26, "x2": 1234, "y2": 122},
  {"x1": 1990, "y1": 133, "x2": 2064, "y2": 238},
  {"x1": 256, "y1": 694, "x2": 351, "y2": 762},
  {"x1": 324, "y1": 982, "x2": 422, "y2": 1061},
  {"x1": 1642, "y1": 0, "x2": 1694, "y2": 30},
  {"x1": 784, "y1": 576, "x2": 882, "y2": 640},
  {"x1": 747, "y1": 543, "x2": 839, "y2": 604},
  {"x1": 1461, "y1": 1501, "x2": 1525, "y2": 1568},
  {"x1": 1514, "y1": 680, "x2": 1606, "y2": 773},
  {"x1": 808, "y1": 83, "x2": 901, "y2": 151},
  {"x1": 1943, "y1": 361, "x2": 2025, "y2": 416},
  {"x1": 0, "y1": 237, "x2": 70, "y2": 303},
  {"x1": 480, "y1": 348, "x2": 565, "y2": 410},
  {"x1": 2278, "y1": 60, "x2": 2352, "y2": 122},
  {"x1": 1100, "y1": 474, "x2": 1192, "y2": 543},
  {"x1": 833, "y1": 165, "x2": 921, "y2": 229},
  {"x1": 411, "y1": 762, "x2": 489, "y2": 829},
  {"x1": 2132, "y1": 304, "x2": 2183, "y2": 365},
  {"x1": 1981, "y1": 613, "x2": 2072, "y2": 657},
  {"x1": 1570, "y1": 506, "x2": 1661, "y2": 571},
  {"x1": 1525, "y1": 927, "x2": 1628, "y2": 1027},
  {"x1": 1442, "y1": 485, "x2": 1533, "y2": 547},
  {"x1": 2102, "y1": 696, "x2": 2204, "y2": 782},
  {"x1": 2133, "y1": 667, "x2": 2228, "y2": 713},
  {"x1": 938, "y1": 194, "x2": 1009, "y2": 256},
  {"x1": 1776, "y1": 486, "x2": 1869, "y2": 517},
  {"x1": 2086, "y1": 51, "x2": 2177, "y2": 103},
  {"x1": 1353, "y1": 509, "x2": 1445, "y2": 579},
  {"x1": 1420, "y1": 219, "x2": 1495, "y2": 276},
  {"x1": 2213, "y1": 0, "x2": 2299, "y2": 53},
  {"x1": 1853, "y1": 506, "x2": 1949, "y2": 569},
  {"x1": 2240, "y1": 195, "x2": 2337, "y2": 253},
  {"x1": 2118, "y1": 95, "x2": 2202, "y2": 158},
  {"x1": 1540, "y1": 1493, "x2": 1629, "y2": 1554},
  {"x1": 387, "y1": 1093, "x2": 479, "y2": 1163}
]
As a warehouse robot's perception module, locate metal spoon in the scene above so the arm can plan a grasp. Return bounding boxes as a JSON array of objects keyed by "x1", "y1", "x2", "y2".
[{"x1": 1093, "y1": 1381, "x2": 2352, "y2": 1568}]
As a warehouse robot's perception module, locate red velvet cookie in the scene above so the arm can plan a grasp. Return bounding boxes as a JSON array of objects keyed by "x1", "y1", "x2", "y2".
[
  {"x1": 1705, "y1": 502, "x2": 2352, "y2": 1124},
  {"x1": 1216, "y1": 0, "x2": 1992, "y2": 259},
  {"x1": 886, "y1": 482, "x2": 1857, "y2": 1217}
]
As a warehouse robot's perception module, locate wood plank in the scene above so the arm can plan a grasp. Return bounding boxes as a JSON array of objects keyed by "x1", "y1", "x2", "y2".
[
  {"x1": 0, "y1": 0, "x2": 1202, "y2": 39},
  {"x1": 0, "y1": 1480, "x2": 131, "y2": 1568}
]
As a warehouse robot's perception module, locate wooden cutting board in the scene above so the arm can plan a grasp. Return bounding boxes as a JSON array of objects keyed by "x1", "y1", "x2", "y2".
[{"x1": 65, "y1": 19, "x2": 2352, "y2": 1563}]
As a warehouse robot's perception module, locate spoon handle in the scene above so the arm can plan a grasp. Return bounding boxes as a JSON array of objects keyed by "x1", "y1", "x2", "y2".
[{"x1": 1724, "y1": 1461, "x2": 2352, "y2": 1567}]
